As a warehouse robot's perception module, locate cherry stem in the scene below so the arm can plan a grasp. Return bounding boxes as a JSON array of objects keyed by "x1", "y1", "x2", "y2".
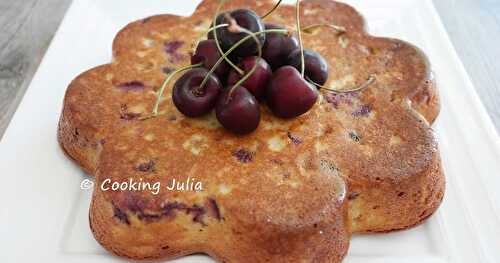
[
  {"x1": 302, "y1": 23, "x2": 346, "y2": 34},
  {"x1": 194, "y1": 23, "x2": 230, "y2": 52},
  {"x1": 151, "y1": 63, "x2": 203, "y2": 116},
  {"x1": 213, "y1": 0, "x2": 244, "y2": 75},
  {"x1": 261, "y1": 0, "x2": 282, "y2": 20},
  {"x1": 199, "y1": 28, "x2": 288, "y2": 91},
  {"x1": 296, "y1": 0, "x2": 305, "y2": 77},
  {"x1": 206, "y1": 23, "x2": 229, "y2": 34},
  {"x1": 312, "y1": 74, "x2": 377, "y2": 93},
  {"x1": 139, "y1": 112, "x2": 167, "y2": 121},
  {"x1": 228, "y1": 26, "x2": 263, "y2": 100}
]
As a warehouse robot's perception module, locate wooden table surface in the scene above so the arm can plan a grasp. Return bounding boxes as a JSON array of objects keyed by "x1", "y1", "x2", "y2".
[{"x1": 1, "y1": 0, "x2": 499, "y2": 139}]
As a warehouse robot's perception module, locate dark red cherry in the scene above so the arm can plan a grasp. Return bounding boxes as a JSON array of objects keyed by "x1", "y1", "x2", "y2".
[
  {"x1": 227, "y1": 56, "x2": 272, "y2": 99},
  {"x1": 213, "y1": 9, "x2": 266, "y2": 57},
  {"x1": 267, "y1": 66, "x2": 318, "y2": 118},
  {"x1": 288, "y1": 49, "x2": 329, "y2": 86},
  {"x1": 216, "y1": 86, "x2": 260, "y2": 134},
  {"x1": 191, "y1": 40, "x2": 229, "y2": 77},
  {"x1": 172, "y1": 68, "x2": 222, "y2": 117},
  {"x1": 262, "y1": 24, "x2": 299, "y2": 70}
]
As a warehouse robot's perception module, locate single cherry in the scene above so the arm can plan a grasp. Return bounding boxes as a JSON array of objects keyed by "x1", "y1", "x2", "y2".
[
  {"x1": 191, "y1": 39, "x2": 229, "y2": 77},
  {"x1": 172, "y1": 68, "x2": 222, "y2": 117},
  {"x1": 262, "y1": 24, "x2": 299, "y2": 70},
  {"x1": 212, "y1": 9, "x2": 266, "y2": 57},
  {"x1": 216, "y1": 86, "x2": 260, "y2": 134},
  {"x1": 267, "y1": 66, "x2": 318, "y2": 118},
  {"x1": 227, "y1": 56, "x2": 272, "y2": 99},
  {"x1": 288, "y1": 49, "x2": 329, "y2": 86}
]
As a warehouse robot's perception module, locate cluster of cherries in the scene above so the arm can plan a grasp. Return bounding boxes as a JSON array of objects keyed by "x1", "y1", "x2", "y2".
[{"x1": 167, "y1": 4, "x2": 329, "y2": 134}]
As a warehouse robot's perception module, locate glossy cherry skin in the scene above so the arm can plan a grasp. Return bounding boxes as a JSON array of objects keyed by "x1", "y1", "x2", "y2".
[
  {"x1": 288, "y1": 49, "x2": 329, "y2": 86},
  {"x1": 172, "y1": 68, "x2": 222, "y2": 117},
  {"x1": 216, "y1": 86, "x2": 260, "y2": 134},
  {"x1": 227, "y1": 56, "x2": 272, "y2": 99},
  {"x1": 212, "y1": 9, "x2": 266, "y2": 57},
  {"x1": 191, "y1": 39, "x2": 229, "y2": 77},
  {"x1": 262, "y1": 24, "x2": 299, "y2": 70},
  {"x1": 267, "y1": 66, "x2": 318, "y2": 118}
]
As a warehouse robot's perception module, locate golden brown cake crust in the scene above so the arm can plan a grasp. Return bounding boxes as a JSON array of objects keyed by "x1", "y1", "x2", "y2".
[{"x1": 58, "y1": 0, "x2": 444, "y2": 261}]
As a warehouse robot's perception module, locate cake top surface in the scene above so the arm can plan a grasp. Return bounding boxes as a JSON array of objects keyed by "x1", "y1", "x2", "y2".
[{"x1": 63, "y1": 0, "x2": 437, "y2": 226}]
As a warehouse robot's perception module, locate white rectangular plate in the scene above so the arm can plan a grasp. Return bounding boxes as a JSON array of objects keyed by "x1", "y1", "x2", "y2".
[{"x1": 1, "y1": 0, "x2": 499, "y2": 262}]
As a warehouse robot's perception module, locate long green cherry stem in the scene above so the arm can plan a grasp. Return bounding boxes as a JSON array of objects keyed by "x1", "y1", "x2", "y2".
[
  {"x1": 152, "y1": 63, "x2": 203, "y2": 115},
  {"x1": 206, "y1": 23, "x2": 229, "y2": 34},
  {"x1": 199, "y1": 28, "x2": 288, "y2": 90},
  {"x1": 295, "y1": 0, "x2": 305, "y2": 77},
  {"x1": 213, "y1": 0, "x2": 244, "y2": 75},
  {"x1": 193, "y1": 23, "x2": 230, "y2": 55},
  {"x1": 228, "y1": 26, "x2": 263, "y2": 99},
  {"x1": 261, "y1": 0, "x2": 282, "y2": 20},
  {"x1": 302, "y1": 23, "x2": 346, "y2": 34},
  {"x1": 312, "y1": 74, "x2": 377, "y2": 93}
]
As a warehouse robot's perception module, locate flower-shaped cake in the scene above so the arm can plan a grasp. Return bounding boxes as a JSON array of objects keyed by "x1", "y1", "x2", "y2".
[{"x1": 58, "y1": 0, "x2": 445, "y2": 262}]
